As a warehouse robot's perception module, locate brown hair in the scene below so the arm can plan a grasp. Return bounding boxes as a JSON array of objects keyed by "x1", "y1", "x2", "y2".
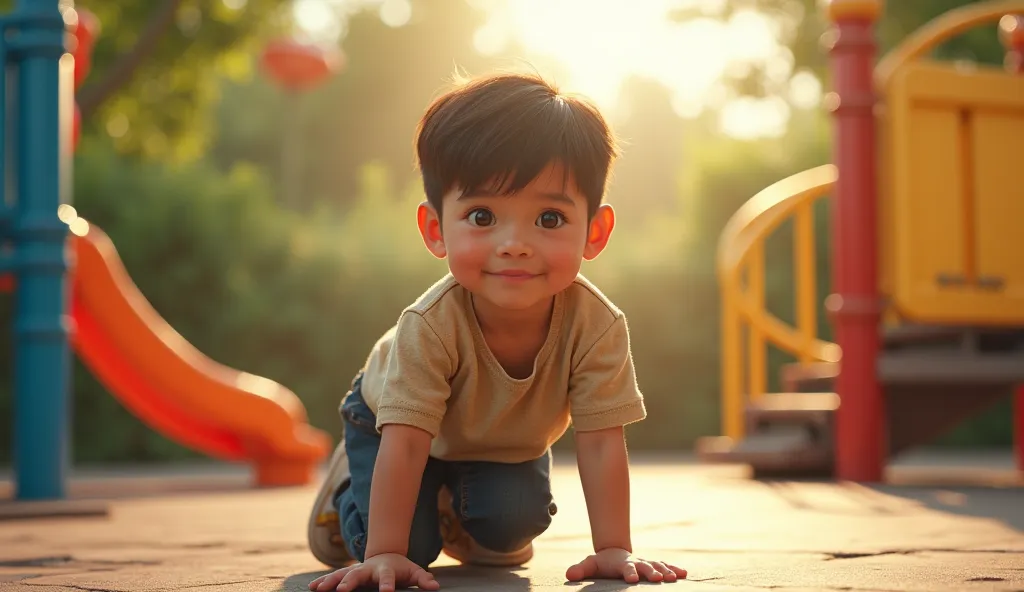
[{"x1": 415, "y1": 72, "x2": 618, "y2": 219}]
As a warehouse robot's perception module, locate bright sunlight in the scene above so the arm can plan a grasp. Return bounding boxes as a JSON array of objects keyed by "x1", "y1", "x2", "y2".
[{"x1": 292, "y1": 0, "x2": 822, "y2": 139}]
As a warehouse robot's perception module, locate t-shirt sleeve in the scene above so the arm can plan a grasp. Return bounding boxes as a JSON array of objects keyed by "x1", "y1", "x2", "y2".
[
  {"x1": 568, "y1": 314, "x2": 647, "y2": 432},
  {"x1": 374, "y1": 311, "x2": 453, "y2": 436}
]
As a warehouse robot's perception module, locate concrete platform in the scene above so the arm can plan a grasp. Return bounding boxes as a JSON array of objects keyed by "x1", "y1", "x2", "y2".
[{"x1": 1, "y1": 452, "x2": 1022, "y2": 591}]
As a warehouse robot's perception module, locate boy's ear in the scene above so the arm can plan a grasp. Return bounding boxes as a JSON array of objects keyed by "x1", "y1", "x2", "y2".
[
  {"x1": 417, "y1": 202, "x2": 447, "y2": 259},
  {"x1": 583, "y1": 204, "x2": 615, "y2": 261}
]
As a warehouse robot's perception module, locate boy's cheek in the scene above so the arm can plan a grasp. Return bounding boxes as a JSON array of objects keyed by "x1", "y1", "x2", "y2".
[
  {"x1": 542, "y1": 244, "x2": 587, "y2": 280},
  {"x1": 445, "y1": 239, "x2": 490, "y2": 277}
]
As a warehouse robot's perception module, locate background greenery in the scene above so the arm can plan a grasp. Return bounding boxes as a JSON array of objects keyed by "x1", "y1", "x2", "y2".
[{"x1": 0, "y1": 0, "x2": 1013, "y2": 466}]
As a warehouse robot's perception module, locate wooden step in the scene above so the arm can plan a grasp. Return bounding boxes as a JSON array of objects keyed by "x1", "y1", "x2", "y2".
[
  {"x1": 879, "y1": 351, "x2": 1024, "y2": 385},
  {"x1": 883, "y1": 324, "x2": 1024, "y2": 352},
  {"x1": 700, "y1": 383, "x2": 1012, "y2": 477},
  {"x1": 697, "y1": 425, "x2": 833, "y2": 478},
  {"x1": 781, "y1": 347, "x2": 1024, "y2": 393},
  {"x1": 700, "y1": 392, "x2": 837, "y2": 478},
  {"x1": 780, "y1": 362, "x2": 838, "y2": 392},
  {"x1": 745, "y1": 392, "x2": 838, "y2": 434}
]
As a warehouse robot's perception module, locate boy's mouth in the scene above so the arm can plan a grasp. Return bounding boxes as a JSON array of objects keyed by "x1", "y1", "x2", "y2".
[{"x1": 486, "y1": 270, "x2": 540, "y2": 281}]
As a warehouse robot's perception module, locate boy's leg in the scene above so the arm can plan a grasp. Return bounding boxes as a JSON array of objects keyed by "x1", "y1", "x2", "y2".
[
  {"x1": 307, "y1": 375, "x2": 364, "y2": 568},
  {"x1": 440, "y1": 449, "x2": 557, "y2": 566},
  {"x1": 335, "y1": 379, "x2": 446, "y2": 569}
]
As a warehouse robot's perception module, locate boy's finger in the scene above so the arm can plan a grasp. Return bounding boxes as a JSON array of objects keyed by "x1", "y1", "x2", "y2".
[
  {"x1": 649, "y1": 561, "x2": 676, "y2": 581},
  {"x1": 316, "y1": 568, "x2": 349, "y2": 591},
  {"x1": 377, "y1": 566, "x2": 395, "y2": 592},
  {"x1": 337, "y1": 568, "x2": 369, "y2": 592},
  {"x1": 565, "y1": 555, "x2": 598, "y2": 581},
  {"x1": 634, "y1": 560, "x2": 662, "y2": 582},
  {"x1": 314, "y1": 573, "x2": 337, "y2": 591},
  {"x1": 413, "y1": 568, "x2": 441, "y2": 590},
  {"x1": 666, "y1": 563, "x2": 688, "y2": 579},
  {"x1": 621, "y1": 561, "x2": 640, "y2": 584}
]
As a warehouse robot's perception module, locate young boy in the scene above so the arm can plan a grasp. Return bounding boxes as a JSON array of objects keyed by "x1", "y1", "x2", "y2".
[{"x1": 307, "y1": 72, "x2": 687, "y2": 592}]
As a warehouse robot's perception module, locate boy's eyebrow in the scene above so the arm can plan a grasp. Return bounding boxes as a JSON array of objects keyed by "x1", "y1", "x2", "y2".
[
  {"x1": 458, "y1": 190, "x2": 576, "y2": 206},
  {"x1": 538, "y1": 192, "x2": 577, "y2": 205}
]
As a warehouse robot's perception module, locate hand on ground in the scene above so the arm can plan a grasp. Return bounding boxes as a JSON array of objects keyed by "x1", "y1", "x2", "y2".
[
  {"x1": 565, "y1": 547, "x2": 687, "y2": 584},
  {"x1": 309, "y1": 552, "x2": 440, "y2": 592}
]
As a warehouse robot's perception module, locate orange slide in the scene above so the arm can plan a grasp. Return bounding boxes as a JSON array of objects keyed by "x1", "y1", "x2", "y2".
[{"x1": 69, "y1": 221, "x2": 331, "y2": 487}]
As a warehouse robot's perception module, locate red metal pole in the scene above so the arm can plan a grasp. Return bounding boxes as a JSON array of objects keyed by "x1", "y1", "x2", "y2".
[
  {"x1": 1015, "y1": 387, "x2": 1024, "y2": 473},
  {"x1": 825, "y1": 0, "x2": 885, "y2": 482},
  {"x1": 1002, "y1": 15, "x2": 1024, "y2": 474}
]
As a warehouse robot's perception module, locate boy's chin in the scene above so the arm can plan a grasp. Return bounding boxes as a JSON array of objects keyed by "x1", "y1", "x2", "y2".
[{"x1": 472, "y1": 288, "x2": 556, "y2": 313}]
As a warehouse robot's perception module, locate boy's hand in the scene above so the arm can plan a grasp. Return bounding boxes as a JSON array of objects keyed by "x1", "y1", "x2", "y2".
[
  {"x1": 308, "y1": 553, "x2": 440, "y2": 592},
  {"x1": 565, "y1": 547, "x2": 687, "y2": 584}
]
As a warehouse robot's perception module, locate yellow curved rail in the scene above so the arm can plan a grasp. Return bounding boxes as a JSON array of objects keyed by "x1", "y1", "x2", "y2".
[
  {"x1": 717, "y1": 1, "x2": 1024, "y2": 442},
  {"x1": 876, "y1": 0, "x2": 1024, "y2": 88},
  {"x1": 718, "y1": 165, "x2": 839, "y2": 440}
]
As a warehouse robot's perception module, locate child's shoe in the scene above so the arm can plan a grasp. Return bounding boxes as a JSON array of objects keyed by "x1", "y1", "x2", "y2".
[
  {"x1": 437, "y1": 485, "x2": 534, "y2": 567},
  {"x1": 307, "y1": 439, "x2": 355, "y2": 568}
]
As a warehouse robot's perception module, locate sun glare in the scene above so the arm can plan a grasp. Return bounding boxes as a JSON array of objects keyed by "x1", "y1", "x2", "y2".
[
  {"x1": 293, "y1": 0, "x2": 820, "y2": 139},
  {"x1": 472, "y1": 0, "x2": 815, "y2": 138}
]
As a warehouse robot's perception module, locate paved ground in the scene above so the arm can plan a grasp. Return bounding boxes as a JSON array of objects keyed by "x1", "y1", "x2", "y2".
[{"x1": 1, "y1": 452, "x2": 1022, "y2": 591}]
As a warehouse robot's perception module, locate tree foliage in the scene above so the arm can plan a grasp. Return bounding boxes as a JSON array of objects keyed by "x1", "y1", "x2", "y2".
[{"x1": 61, "y1": 0, "x2": 290, "y2": 161}]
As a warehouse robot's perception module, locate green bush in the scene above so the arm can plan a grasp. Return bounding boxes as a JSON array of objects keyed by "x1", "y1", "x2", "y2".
[{"x1": 0, "y1": 122, "x2": 1012, "y2": 467}]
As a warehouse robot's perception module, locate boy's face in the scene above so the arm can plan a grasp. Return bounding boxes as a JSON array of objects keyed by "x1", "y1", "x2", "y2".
[{"x1": 417, "y1": 162, "x2": 614, "y2": 312}]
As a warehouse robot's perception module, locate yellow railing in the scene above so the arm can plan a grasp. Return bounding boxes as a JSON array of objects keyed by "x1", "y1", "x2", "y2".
[
  {"x1": 875, "y1": 0, "x2": 1024, "y2": 89},
  {"x1": 717, "y1": 165, "x2": 841, "y2": 440},
  {"x1": 716, "y1": 0, "x2": 1024, "y2": 441}
]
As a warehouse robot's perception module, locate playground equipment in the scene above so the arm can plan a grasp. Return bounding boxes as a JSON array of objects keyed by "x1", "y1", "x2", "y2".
[
  {"x1": 699, "y1": 0, "x2": 1024, "y2": 481},
  {"x1": 2, "y1": 1, "x2": 330, "y2": 502},
  {"x1": 260, "y1": 39, "x2": 343, "y2": 207},
  {"x1": 69, "y1": 217, "x2": 331, "y2": 487}
]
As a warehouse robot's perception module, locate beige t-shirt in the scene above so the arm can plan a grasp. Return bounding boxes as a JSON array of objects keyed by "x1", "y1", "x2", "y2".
[{"x1": 356, "y1": 274, "x2": 646, "y2": 463}]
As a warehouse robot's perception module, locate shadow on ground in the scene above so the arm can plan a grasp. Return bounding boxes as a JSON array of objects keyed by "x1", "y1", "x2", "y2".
[
  {"x1": 278, "y1": 565, "x2": 643, "y2": 591},
  {"x1": 280, "y1": 570, "x2": 326, "y2": 592},
  {"x1": 872, "y1": 486, "x2": 1024, "y2": 532},
  {"x1": 752, "y1": 476, "x2": 1023, "y2": 532},
  {"x1": 279, "y1": 566, "x2": 537, "y2": 592}
]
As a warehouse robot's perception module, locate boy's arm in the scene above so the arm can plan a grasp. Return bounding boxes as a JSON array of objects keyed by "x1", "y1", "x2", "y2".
[
  {"x1": 364, "y1": 311, "x2": 452, "y2": 558},
  {"x1": 364, "y1": 423, "x2": 433, "y2": 558},
  {"x1": 575, "y1": 425, "x2": 632, "y2": 554}
]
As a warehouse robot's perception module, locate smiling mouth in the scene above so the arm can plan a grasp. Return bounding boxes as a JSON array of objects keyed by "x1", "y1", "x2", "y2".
[{"x1": 487, "y1": 271, "x2": 541, "y2": 280}]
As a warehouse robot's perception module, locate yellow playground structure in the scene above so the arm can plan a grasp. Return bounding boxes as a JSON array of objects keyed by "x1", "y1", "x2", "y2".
[{"x1": 699, "y1": 0, "x2": 1024, "y2": 481}]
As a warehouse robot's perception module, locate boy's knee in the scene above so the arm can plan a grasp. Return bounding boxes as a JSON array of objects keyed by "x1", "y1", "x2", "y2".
[
  {"x1": 459, "y1": 484, "x2": 556, "y2": 552},
  {"x1": 465, "y1": 500, "x2": 555, "y2": 552},
  {"x1": 406, "y1": 534, "x2": 443, "y2": 570}
]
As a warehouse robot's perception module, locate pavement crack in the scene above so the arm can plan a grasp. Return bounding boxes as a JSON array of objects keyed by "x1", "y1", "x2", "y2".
[
  {"x1": 824, "y1": 550, "x2": 910, "y2": 560},
  {"x1": 22, "y1": 584, "x2": 120, "y2": 592},
  {"x1": 179, "y1": 579, "x2": 274, "y2": 589},
  {"x1": 0, "y1": 555, "x2": 161, "y2": 568},
  {"x1": 820, "y1": 548, "x2": 1024, "y2": 560},
  {"x1": 0, "y1": 555, "x2": 74, "y2": 567},
  {"x1": 679, "y1": 581, "x2": 910, "y2": 592}
]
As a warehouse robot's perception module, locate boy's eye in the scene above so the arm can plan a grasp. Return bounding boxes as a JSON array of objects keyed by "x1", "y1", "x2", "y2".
[
  {"x1": 467, "y1": 208, "x2": 495, "y2": 227},
  {"x1": 537, "y1": 211, "x2": 565, "y2": 229}
]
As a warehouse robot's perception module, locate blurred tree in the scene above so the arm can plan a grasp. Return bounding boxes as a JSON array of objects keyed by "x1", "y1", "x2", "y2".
[
  {"x1": 700, "y1": 0, "x2": 1007, "y2": 100},
  {"x1": 209, "y1": 0, "x2": 498, "y2": 209},
  {"x1": 0, "y1": 0, "x2": 292, "y2": 161}
]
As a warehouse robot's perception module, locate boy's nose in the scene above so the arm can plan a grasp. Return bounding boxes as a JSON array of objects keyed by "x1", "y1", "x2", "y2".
[{"x1": 496, "y1": 235, "x2": 533, "y2": 258}]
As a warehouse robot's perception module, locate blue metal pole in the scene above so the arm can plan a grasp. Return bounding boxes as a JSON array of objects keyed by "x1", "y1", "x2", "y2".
[
  {"x1": 0, "y1": 204, "x2": 11, "y2": 237},
  {"x1": 1, "y1": 35, "x2": 7, "y2": 224},
  {"x1": 8, "y1": 0, "x2": 71, "y2": 501}
]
